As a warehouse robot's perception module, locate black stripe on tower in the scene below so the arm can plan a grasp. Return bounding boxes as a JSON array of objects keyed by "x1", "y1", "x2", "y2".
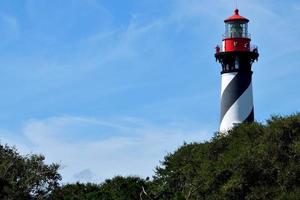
[
  {"x1": 245, "y1": 108, "x2": 254, "y2": 122},
  {"x1": 220, "y1": 72, "x2": 253, "y2": 123}
]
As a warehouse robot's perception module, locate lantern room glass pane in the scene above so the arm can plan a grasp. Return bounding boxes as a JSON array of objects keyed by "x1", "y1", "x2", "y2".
[{"x1": 225, "y1": 22, "x2": 248, "y2": 38}]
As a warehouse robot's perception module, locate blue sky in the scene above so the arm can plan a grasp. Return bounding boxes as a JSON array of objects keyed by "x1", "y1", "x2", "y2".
[{"x1": 0, "y1": 0, "x2": 299, "y2": 183}]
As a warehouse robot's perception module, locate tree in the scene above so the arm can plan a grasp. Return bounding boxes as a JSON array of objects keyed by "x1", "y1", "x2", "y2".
[
  {"x1": 97, "y1": 176, "x2": 150, "y2": 200},
  {"x1": 2, "y1": 113, "x2": 300, "y2": 199},
  {"x1": 152, "y1": 114, "x2": 300, "y2": 199},
  {"x1": 49, "y1": 182, "x2": 100, "y2": 200},
  {"x1": 50, "y1": 176, "x2": 150, "y2": 200},
  {"x1": 0, "y1": 144, "x2": 61, "y2": 199}
]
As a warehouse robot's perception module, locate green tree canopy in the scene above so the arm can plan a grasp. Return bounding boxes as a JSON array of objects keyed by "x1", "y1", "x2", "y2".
[
  {"x1": 50, "y1": 176, "x2": 150, "y2": 200},
  {"x1": 0, "y1": 144, "x2": 61, "y2": 200},
  {"x1": 152, "y1": 114, "x2": 300, "y2": 199},
  {"x1": 2, "y1": 114, "x2": 300, "y2": 200}
]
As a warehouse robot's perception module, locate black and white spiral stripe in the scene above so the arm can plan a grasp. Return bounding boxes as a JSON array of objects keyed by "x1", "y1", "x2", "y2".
[{"x1": 220, "y1": 71, "x2": 254, "y2": 132}]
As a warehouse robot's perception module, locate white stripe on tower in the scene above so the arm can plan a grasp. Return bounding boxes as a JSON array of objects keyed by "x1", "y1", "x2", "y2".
[
  {"x1": 221, "y1": 72, "x2": 237, "y2": 96},
  {"x1": 220, "y1": 72, "x2": 254, "y2": 132}
]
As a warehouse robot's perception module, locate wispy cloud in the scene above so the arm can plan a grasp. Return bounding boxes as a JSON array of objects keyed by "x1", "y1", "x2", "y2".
[{"x1": 1, "y1": 116, "x2": 210, "y2": 183}]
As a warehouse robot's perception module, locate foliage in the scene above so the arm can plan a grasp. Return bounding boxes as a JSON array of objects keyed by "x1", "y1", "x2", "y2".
[
  {"x1": 0, "y1": 144, "x2": 61, "y2": 200},
  {"x1": 50, "y1": 176, "x2": 150, "y2": 200},
  {"x1": 49, "y1": 182, "x2": 100, "y2": 200},
  {"x1": 152, "y1": 113, "x2": 300, "y2": 199},
  {"x1": 2, "y1": 114, "x2": 300, "y2": 199}
]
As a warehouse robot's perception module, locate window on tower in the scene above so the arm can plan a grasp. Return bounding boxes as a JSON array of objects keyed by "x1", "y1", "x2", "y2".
[{"x1": 225, "y1": 22, "x2": 248, "y2": 38}]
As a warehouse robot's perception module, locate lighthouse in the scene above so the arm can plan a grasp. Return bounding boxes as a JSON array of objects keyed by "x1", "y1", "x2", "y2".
[{"x1": 215, "y1": 9, "x2": 259, "y2": 132}]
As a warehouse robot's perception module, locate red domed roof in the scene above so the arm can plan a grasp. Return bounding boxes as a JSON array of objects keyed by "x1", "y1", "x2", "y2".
[{"x1": 224, "y1": 9, "x2": 249, "y2": 23}]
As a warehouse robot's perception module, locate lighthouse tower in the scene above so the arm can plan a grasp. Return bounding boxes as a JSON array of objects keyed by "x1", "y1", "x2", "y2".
[{"x1": 215, "y1": 9, "x2": 259, "y2": 132}]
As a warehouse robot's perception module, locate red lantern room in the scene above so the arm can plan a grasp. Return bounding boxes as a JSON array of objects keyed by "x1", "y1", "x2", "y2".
[
  {"x1": 222, "y1": 9, "x2": 251, "y2": 52},
  {"x1": 215, "y1": 9, "x2": 259, "y2": 74}
]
